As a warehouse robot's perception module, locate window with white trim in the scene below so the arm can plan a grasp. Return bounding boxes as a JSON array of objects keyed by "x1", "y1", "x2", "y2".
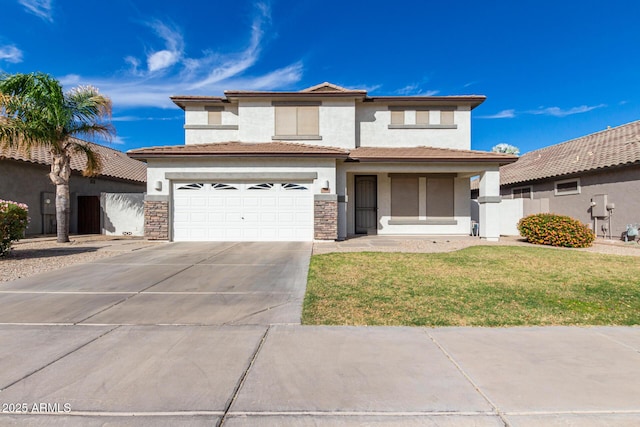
[{"x1": 554, "y1": 178, "x2": 581, "y2": 196}]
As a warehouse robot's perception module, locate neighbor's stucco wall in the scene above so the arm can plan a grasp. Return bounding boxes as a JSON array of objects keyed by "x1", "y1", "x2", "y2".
[
  {"x1": 501, "y1": 166, "x2": 640, "y2": 238},
  {"x1": 0, "y1": 159, "x2": 145, "y2": 235},
  {"x1": 356, "y1": 105, "x2": 471, "y2": 149},
  {"x1": 101, "y1": 193, "x2": 145, "y2": 236}
]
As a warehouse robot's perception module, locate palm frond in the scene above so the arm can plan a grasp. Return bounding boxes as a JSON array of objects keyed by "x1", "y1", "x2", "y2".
[{"x1": 69, "y1": 140, "x2": 103, "y2": 177}]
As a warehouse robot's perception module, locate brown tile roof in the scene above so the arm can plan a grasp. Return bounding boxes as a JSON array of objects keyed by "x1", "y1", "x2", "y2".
[
  {"x1": 128, "y1": 141, "x2": 516, "y2": 164},
  {"x1": 1, "y1": 138, "x2": 147, "y2": 183},
  {"x1": 501, "y1": 120, "x2": 640, "y2": 186},
  {"x1": 128, "y1": 141, "x2": 350, "y2": 159},
  {"x1": 349, "y1": 146, "x2": 518, "y2": 164}
]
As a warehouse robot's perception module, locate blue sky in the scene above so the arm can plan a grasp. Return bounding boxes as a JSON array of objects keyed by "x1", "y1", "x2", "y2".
[{"x1": 1, "y1": 0, "x2": 639, "y2": 154}]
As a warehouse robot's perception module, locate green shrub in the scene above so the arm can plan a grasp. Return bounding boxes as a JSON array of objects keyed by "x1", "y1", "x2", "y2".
[
  {"x1": 0, "y1": 199, "x2": 29, "y2": 257},
  {"x1": 518, "y1": 213, "x2": 595, "y2": 248}
]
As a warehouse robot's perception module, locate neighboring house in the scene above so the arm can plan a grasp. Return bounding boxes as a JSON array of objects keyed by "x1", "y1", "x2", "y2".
[
  {"x1": 483, "y1": 120, "x2": 640, "y2": 238},
  {"x1": 128, "y1": 82, "x2": 516, "y2": 242},
  {"x1": 1, "y1": 139, "x2": 147, "y2": 235}
]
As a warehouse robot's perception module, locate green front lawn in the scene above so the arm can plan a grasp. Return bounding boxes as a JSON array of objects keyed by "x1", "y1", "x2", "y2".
[{"x1": 302, "y1": 246, "x2": 640, "y2": 326}]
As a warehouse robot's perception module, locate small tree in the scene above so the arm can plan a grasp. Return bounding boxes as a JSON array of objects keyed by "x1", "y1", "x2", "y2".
[
  {"x1": 492, "y1": 143, "x2": 520, "y2": 155},
  {"x1": 0, "y1": 199, "x2": 29, "y2": 256},
  {"x1": 0, "y1": 72, "x2": 115, "y2": 243}
]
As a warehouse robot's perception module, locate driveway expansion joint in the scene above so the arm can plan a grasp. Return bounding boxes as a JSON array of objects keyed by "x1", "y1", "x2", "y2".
[
  {"x1": 74, "y1": 264, "x2": 195, "y2": 324},
  {"x1": 0, "y1": 325, "x2": 120, "y2": 392},
  {"x1": 218, "y1": 326, "x2": 271, "y2": 427},
  {"x1": 425, "y1": 330, "x2": 509, "y2": 427}
]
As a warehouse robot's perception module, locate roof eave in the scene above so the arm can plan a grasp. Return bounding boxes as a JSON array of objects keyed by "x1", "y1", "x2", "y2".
[{"x1": 127, "y1": 152, "x2": 349, "y2": 161}]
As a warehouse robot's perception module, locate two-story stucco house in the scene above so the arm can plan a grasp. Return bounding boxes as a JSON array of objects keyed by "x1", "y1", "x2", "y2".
[{"x1": 128, "y1": 82, "x2": 516, "y2": 242}]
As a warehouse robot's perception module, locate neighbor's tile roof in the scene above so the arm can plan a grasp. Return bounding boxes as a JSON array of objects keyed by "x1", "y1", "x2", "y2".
[
  {"x1": 349, "y1": 146, "x2": 518, "y2": 164},
  {"x1": 501, "y1": 120, "x2": 640, "y2": 186},
  {"x1": 1, "y1": 138, "x2": 147, "y2": 183},
  {"x1": 128, "y1": 141, "x2": 350, "y2": 158}
]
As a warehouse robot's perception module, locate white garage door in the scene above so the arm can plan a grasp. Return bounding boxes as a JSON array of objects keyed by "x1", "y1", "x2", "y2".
[{"x1": 173, "y1": 182, "x2": 313, "y2": 241}]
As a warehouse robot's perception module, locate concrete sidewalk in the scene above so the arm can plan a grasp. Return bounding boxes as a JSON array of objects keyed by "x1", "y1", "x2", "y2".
[{"x1": 1, "y1": 325, "x2": 639, "y2": 426}]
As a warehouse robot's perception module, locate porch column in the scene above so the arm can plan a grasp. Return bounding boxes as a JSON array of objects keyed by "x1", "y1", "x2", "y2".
[
  {"x1": 478, "y1": 169, "x2": 501, "y2": 241},
  {"x1": 336, "y1": 166, "x2": 347, "y2": 240}
]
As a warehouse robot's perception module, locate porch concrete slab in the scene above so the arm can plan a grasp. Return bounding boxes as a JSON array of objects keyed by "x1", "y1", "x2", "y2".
[
  {"x1": 0, "y1": 293, "x2": 128, "y2": 323},
  {"x1": 231, "y1": 326, "x2": 491, "y2": 412},
  {"x1": 82, "y1": 293, "x2": 295, "y2": 325},
  {"x1": 0, "y1": 325, "x2": 266, "y2": 412},
  {"x1": 504, "y1": 413, "x2": 640, "y2": 426},
  {"x1": 428, "y1": 327, "x2": 640, "y2": 413},
  {"x1": 0, "y1": 325, "x2": 113, "y2": 389},
  {"x1": 0, "y1": 415, "x2": 219, "y2": 426},
  {"x1": 149, "y1": 264, "x2": 304, "y2": 294},
  {"x1": 224, "y1": 414, "x2": 503, "y2": 426},
  {"x1": 0, "y1": 263, "x2": 190, "y2": 292}
]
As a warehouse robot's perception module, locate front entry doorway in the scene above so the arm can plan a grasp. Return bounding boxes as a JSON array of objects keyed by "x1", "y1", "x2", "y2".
[{"x1": 355, "y1": 175, "x2": 377, "y2": 234}]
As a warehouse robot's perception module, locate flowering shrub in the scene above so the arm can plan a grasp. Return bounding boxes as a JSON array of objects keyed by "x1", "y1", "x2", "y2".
[
  {"x1": 518, "y1": 213, "x2": 595, "y2": 248},
  {"x1": 0, "y1": 199, "x2": 29, "y2": 257}
]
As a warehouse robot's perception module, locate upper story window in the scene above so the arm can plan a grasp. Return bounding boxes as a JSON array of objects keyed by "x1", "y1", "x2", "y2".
[
  {"x1": 205, "y1": 106, "x2": 222, "y2": 125},
  {"x1": 388, "y1": 107, "x2": 457, "y2": 129},
  {"x1": 273, "y1": 102, "x2": 322, "y2": 140}
]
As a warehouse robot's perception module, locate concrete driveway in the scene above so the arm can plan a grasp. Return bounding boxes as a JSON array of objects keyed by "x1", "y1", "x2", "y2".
[
  {"x1": 1, "y1": 241, "x2": 639, "y2": 426},
  {"x1": 0, "y1": 241, "x2": 311, "y2": 325}
]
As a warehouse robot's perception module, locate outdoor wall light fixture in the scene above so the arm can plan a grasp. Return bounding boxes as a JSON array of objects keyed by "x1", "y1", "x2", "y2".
[
  {"x1": 154, "y1": 180, "x2": 163, "y2": 191},
  {"x1": 322, "y1": 180, "x2": 330, "y2": 189}
]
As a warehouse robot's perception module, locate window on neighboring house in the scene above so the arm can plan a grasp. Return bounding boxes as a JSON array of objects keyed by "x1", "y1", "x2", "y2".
[
  {"x1": 274, "y1": 104, "x2": 320, "y2": 139},
  {"x1": 554, "y1": 178, "x2": 580, "y2": 196},
  {"x1": 512, "y1": 186, "x2": 532, "y2": 199},
  {"x1": 205, "y1": 106, "x2": 222, "y2": 125}
]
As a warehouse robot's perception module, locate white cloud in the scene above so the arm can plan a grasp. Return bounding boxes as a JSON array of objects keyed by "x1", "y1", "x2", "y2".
[
  {"x1": 0, "y1": 45, "x2": 23, "y2": 63},
  {"x1": 145, "y1": 20, "x2": 184, "y2": 73},
  {"x1": 528, "y1": 104, "x2": 606, "y2": 117},
  {"x1": 58, "y1": 3, "x2": 302, "y2": 109},
  {"x1": 18, "y1": 0, "x2": 53, "y2": 22},
  {"x1": 478, "y1": 109, "x2": 516, "y2": 119},
  {"x1": 395, "y1": 83, "x2": 438, "y2": 96}
]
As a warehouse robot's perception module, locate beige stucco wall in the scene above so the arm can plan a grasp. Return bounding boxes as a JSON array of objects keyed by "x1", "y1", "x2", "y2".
[
  {"x1": 183, "y1": 99, "x2": 471, "y2": 150},
  {"x1": 356, "y1": 105, "x2": 471, "y2": 149},
  {"x1": 501, "y1": 166, "x2": 640, "y2": 238},
  {"x1": 0, "y1": 159, "x2": 145, "y2": 235}
]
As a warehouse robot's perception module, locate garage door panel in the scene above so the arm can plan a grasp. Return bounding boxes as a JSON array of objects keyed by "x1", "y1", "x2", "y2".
[{"x1": 173, "y1": 182, "x2": 313, "y2": 242}]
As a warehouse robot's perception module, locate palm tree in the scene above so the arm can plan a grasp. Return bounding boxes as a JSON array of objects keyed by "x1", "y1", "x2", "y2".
[{"x1": 0, "y1": 72, "x2": 115, "y2": 242}]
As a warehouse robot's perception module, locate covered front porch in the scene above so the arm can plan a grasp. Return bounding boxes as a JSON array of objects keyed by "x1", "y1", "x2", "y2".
[{"x1": 334, "y1": 147, "x2": 516, "y2": 241}]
